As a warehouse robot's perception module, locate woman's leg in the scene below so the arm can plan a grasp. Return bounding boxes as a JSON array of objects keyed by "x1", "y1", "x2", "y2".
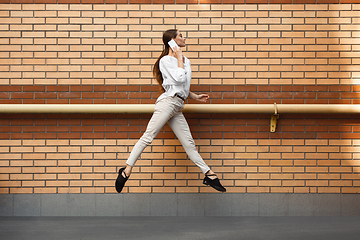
[
  {"x1": 167, "y1": 111, "x2": 211, "y2": 175},
  {"x1": 124, "y1": 97, "x2": 177, "y2": 175}
]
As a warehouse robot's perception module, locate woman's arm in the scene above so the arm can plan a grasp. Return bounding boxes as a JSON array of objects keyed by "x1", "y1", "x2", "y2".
[
  {"x1": 173, "y1": 46, "x2": 184, "y2": 69},
  {"x1": 189, "y1": 91, "x2": 209, "y2": 102},
  {"x1": 160, "y1": 56, "x2": 186, "y2": 84}
]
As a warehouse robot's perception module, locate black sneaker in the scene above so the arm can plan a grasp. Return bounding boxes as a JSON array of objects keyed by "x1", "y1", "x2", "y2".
[
  {"x1": 203, "y1": 174, "x2": 226, "y2": 192},
  {"x1": 115, "y1": 167, "x2": 129, "y2": 193}
]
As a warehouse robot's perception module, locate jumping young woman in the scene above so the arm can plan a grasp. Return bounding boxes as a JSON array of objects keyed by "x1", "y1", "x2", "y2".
[{"x1": 115, "y1": 29, "x2": 226, "y2": 193}]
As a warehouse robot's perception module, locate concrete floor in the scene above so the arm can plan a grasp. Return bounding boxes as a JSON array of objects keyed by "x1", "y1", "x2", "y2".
[{"x1": 1, "y1": 217, "x2": 360, "y2": 240}]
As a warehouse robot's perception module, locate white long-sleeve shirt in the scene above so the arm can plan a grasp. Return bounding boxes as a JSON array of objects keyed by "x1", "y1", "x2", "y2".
[{"x1": 156, "y1": 55, "x2": 192, "y2": 103}]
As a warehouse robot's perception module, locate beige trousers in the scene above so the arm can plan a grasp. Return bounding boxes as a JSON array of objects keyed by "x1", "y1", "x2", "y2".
[{"x1": 126, "y1": 96, "x2": 210, "y2": 174}]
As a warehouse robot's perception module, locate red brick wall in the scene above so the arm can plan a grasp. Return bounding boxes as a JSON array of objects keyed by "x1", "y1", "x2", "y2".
[{"x1": 1, "y1": 3, "x2": 360, "y2": 194}]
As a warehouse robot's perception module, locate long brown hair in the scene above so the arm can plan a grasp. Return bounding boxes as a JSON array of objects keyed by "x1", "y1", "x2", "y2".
[{"x1": 153, "y1": 29, "x2": 178, "y2": 93}]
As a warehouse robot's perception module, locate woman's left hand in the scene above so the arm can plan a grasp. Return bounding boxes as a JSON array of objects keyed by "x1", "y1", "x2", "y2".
[{"x1": 196, "y1": 94, "x2": 209, "y2": 102}]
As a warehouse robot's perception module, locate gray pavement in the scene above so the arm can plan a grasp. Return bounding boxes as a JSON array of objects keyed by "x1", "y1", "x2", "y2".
[{"x1": 1, "y1": 217, "x2": 360, "y2": 240}]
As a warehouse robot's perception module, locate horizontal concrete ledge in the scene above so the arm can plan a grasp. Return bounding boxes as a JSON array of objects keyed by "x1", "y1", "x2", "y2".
[
  {"x1": 0, "y1": 104, "x2": 359, "y2": 114},
  {"x1": 1, "y1": 194, "x2": 360, "y2": 217}
]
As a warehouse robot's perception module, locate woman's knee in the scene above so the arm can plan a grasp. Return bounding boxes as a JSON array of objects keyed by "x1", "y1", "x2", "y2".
[{"x1": 140, "y1": 132, "x2": 155, "y2": 145}]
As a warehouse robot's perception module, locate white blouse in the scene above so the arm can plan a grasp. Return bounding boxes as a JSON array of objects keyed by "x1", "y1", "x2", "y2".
[{"x1": 156, "y1": 55, "x2": 192, "y2": 103}]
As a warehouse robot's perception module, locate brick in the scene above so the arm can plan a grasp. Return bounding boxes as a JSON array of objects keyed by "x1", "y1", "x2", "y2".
[
  {"x1": 1, "y1": 181, "x2": 21, "y2": 187},
  {"x1": 10, "y1": 174, "x2": 33, "y2": 180},
  {"x1": 55, "y1": 173, "x2": 80, "y2": 181},
  {"x1": 341, "y1": 188, "x2": 360, "y2": 194},
  {"x1": 247, "y1": 187, "x2": 269, "y2": 193}
]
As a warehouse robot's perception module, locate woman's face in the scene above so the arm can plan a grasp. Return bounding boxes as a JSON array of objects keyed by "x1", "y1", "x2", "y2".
[{"x1": 173, "y1": 31, "x2": 186, "y2": 48}]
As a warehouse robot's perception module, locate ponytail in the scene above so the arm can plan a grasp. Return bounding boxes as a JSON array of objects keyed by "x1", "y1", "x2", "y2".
[{"x1": 153, "y1": 47, "x2": 169, "y2": 93}]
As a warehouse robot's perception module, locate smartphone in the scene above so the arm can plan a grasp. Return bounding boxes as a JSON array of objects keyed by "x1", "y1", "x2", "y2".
[{"x1": 168, "y1": 39, "x2": 179, "y2": 51}]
